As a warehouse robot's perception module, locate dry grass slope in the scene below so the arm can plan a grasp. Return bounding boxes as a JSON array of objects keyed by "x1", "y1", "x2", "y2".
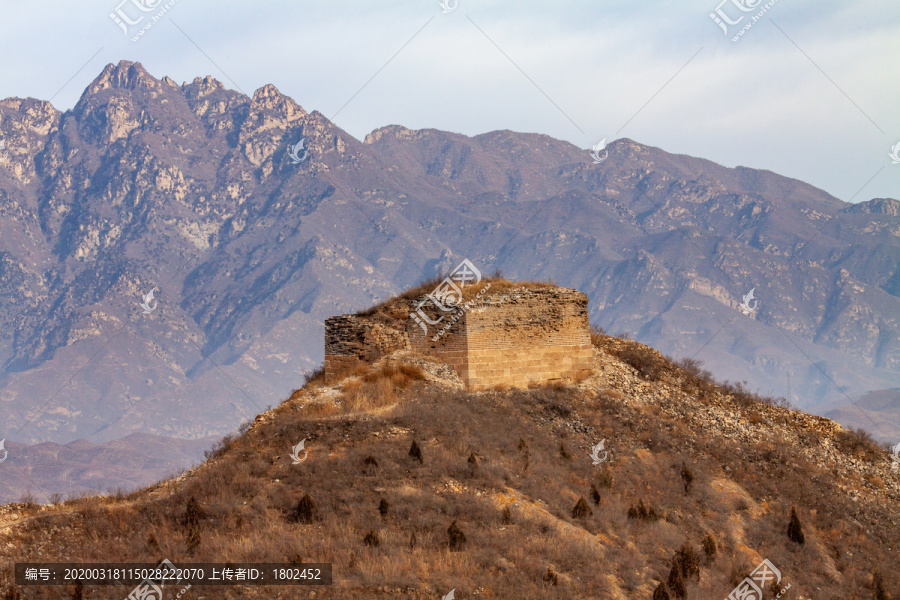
[{"x1": 1, "y1": 326, "x2": 898, "y2": 599}]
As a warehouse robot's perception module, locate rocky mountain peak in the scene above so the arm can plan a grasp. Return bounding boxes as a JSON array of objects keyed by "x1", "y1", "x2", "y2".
[
  {"x1": 185, "y1": 75, "x2": 226, "y2": 99},
  {"x1": 249, "y1": 83, "x2": 305, "y2": 117},
  {"x1": 364, "y1": 124, "x2": 422, "y2": 144},
  {"x1": 0, "y1": 98, "x2": 60, "y2": 135},
  {"x1": 85, "y1": 61, "x2": 159, "y2": 95}
]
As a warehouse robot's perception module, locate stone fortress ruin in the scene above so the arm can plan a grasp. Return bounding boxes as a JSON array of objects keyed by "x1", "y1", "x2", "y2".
[{"x1": 324, "y1": 263, "x2": 594, "y2": 389}]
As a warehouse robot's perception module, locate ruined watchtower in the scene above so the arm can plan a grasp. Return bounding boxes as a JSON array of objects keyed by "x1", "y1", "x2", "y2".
[{"x1": 324, "y1": 281, "x2": 594, "y2": 390}]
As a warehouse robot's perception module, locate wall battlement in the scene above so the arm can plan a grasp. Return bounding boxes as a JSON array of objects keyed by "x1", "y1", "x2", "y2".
[{"x1": 324, "y1": 284, "x2": 594, "y2": 389}]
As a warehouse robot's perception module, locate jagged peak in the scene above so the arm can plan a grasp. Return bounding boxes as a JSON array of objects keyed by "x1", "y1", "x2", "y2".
[
  {"x1": 85, "y1": 61, "x2": 160, "y2": 95},
  {"x1": 364, "y1": 125, "x2": 425, "y2": 144},
  {"x1": 249, "y1": 84, "x2": 305, "y2": 116},
  {"x1": 182, "y1": 75, "x2": 226, "y2": 100}
]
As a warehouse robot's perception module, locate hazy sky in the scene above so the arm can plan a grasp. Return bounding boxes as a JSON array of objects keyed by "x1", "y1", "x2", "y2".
[{"x1": 0, "y1": 0, "x2": 897, "y2": 202}]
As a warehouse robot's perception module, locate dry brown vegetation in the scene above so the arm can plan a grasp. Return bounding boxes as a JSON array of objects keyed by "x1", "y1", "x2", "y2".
[{"x1": 1, "y1": 331, "x2": 899, "y2": 599}]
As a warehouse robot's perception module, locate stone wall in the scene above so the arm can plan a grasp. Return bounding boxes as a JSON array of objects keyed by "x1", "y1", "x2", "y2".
[
  {"x1": 324, "y1": 315, "x2": 407, "y2": 380},
  {"x1": 408, "y1": 286, "x2": 594, "y2": 389},
  {"x1": 324, "y1": 284, "x2": 594, "y2": 389}
]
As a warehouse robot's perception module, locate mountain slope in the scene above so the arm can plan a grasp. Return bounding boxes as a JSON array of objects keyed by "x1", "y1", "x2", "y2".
[
  {"x1": 0, "y1": 61, "x2": 898, "y2": 447},
  {"x1": 1, "y1": 320, "x2": 897, "y2": 599}
]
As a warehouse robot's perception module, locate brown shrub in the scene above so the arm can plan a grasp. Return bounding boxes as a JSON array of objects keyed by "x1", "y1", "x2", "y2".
[
  {"x1": 362, "y1": 455, "x2": 379, "y2": 475},
  {"x1": 787, "y1": 507, "x2": 805, "y2": 545},
  {"x1": 287, "y1": 494, "x2": 317, "y2": 524},
  {"x1": 675, "y1": 357, "x2": 713, "y2": 383},
  {"x1": 467, "y1": 452, "x2": 478, "y2": 476},
  {"x1": 447, "y1": 521, "x2": 466, "y2": 551},
  {"x1": 653, "y1": 582, "x2": 670, "y2": 600},
  {"x1": 363, "y1": 531, "x2": 380, "y2": 547},
  {"x1": 203, "y1": 434, "x2": 235, "y2": 460},
  {"x1": 356, "y1": 274, "x2": 445, "y2": 317},
  {"x1": 2, "y1": 587, "x2": 22, "y2": 600},
  {"x1": 667, "y1": 563, "x2": 686, "y2": 599},
  {"x1": 518, "y1": 438, "x2": 531, "y2": 473},
  {"x1": 701, "y1": 533, "x2": 717, "y2": 563},
  {"x1": 873, "y1": 570, "x2": 890, "y2": 600},
  {"x1": 181, "y1": 496, "x2": 205, "y2": 553},
  {"x1": 571, "y1": 497, "x2": 592, "y2": 519},
  {"x1": 71, "y1": 582, "x2": 84, "y2": 600},
  {"x1": 673, "y1": 544, "x2": 700, "y2": 582},
  {"x1": 627, "y1": 499, "x2": 658, "y2": 521},
  {"x1": 409, "y1": 440, "x2": 423, "y2": 463},
  {"x1": 679, "y1": 463, "x2": 694, "y2": 495},
  {"x1": 589, "y1": 324, "x2": 606, "y2": 348},
  {"x1": 302, "y1": 364, "x2": 325, "y2": 386},
  {"x1": 611, "y1": 344, "x2": 669, "y2": 381},
  {"x1": 835, "y1": 428, "x2": 882, "y2": 462},
  {"x1": 590, "y1": 484, "x2": 602, "y2": 505},
  {"x1": 597, "y1": 467, "x2": 614, "y2": 489}
]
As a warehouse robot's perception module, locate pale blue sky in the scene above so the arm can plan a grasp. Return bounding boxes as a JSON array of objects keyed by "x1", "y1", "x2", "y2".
[{"x1": 0, "y1": 0, "x2": 897, "y2": 202}]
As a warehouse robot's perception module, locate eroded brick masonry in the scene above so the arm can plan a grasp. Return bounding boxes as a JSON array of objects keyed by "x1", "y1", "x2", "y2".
[{"x1": 324, "y1": 285, "x2": 594, "y2": 389}]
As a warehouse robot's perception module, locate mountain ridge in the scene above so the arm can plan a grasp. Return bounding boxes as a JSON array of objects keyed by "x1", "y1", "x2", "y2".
[{"x1": 0, "y1": 60, "x2": 897, "y2": 449}]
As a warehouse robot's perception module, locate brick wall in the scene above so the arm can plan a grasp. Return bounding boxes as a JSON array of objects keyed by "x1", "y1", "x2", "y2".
[
  {"x1": 324, "y1": 284, "x2": 594, "y2": 389},
  {"x1": 408, "y1": 296, "x2": 470, "y2": 382},
  {"x1": 324, "y1": 315, "x2": 407, "y2": 381},
  {"x1": 408, "y1": 286, "x2": 594, "y2": 389}
]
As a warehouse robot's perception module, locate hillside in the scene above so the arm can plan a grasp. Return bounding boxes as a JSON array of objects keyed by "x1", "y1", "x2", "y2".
[
  {"x1": 0, "y1": 60, "x2": 898, "y2": 454},
  {"x1": 1, "y1": 287, "x2": 898, "y2": 599}
]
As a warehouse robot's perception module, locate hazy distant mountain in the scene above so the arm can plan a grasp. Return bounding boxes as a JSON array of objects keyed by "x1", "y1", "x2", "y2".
[
  {"x1": 0, "y1": 60, "x2": 897, "y2": 445},
  {"x1": 826, "y1": 389, "x2": 900, "y2": 442},
  {"x1": 0, "y1": 433, "x2": 215, "y2": 504}
]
